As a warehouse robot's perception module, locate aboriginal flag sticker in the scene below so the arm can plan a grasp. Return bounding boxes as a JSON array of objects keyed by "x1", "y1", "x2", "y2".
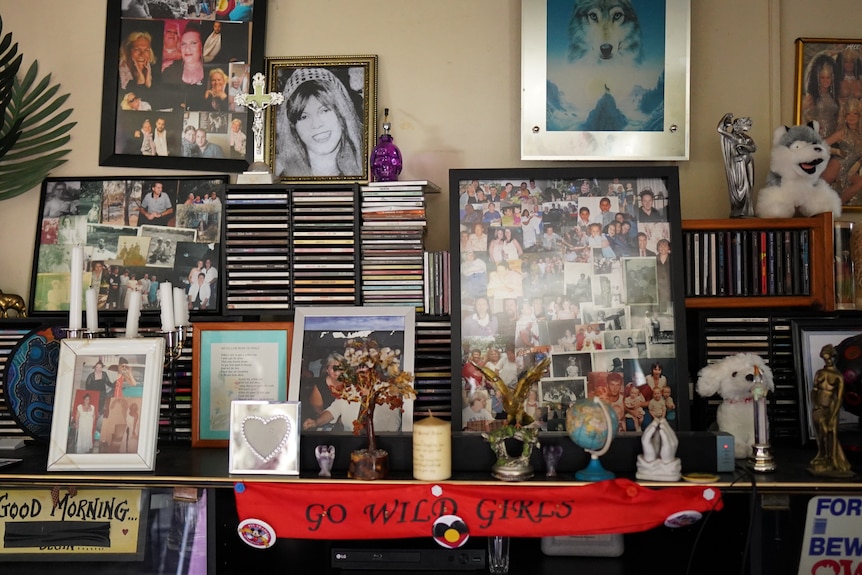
[{"x1": 432, "y1": 514, "x2": 470, "y2": 549}]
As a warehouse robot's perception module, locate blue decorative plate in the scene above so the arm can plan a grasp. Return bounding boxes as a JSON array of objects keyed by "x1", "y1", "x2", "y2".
[{"x1": 3, "y1": 325, "x2": 64, "y2": 442}]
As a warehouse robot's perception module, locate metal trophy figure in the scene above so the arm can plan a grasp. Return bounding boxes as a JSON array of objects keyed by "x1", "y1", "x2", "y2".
[
  {"x1": 234, "y1": 72, "x2": 284, "y2": 184},
  {"x1": 809, "y1": 345, "x2": 855, "y2": 478},
  {"x1": 717, "y1": 113, "x2": 757, "y2": 218}
]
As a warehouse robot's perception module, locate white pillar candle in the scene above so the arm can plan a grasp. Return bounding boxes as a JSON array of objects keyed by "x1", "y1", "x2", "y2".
[
  {"x1": 173, "y1": 287, "x2": 188, "y2": 327},
  {"x1": 126, "y1": 290, "x2": 141, "y2": 338},
  {"x1": 159, "y1": 281, "x2": 175, "y2": 331},
  {"x1": 412, "y1": 413, "x2": 452, "y2": 481},
  {"x1": 85, "y1": 288, "x2": 99, "y2": 331},
  {"x1": 69, "y1": 246, "x2": 84, "y2": 330}
]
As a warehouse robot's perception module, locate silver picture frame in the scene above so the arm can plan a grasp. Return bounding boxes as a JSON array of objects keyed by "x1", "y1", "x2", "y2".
[{"x1": 521, "y1": 0, "x2": 691, "y2": 161}]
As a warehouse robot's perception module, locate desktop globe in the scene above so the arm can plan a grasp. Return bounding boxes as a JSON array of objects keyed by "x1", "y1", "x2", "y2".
[{"x1": 566, "y1": 397, "x2": 618, "y2": 481}]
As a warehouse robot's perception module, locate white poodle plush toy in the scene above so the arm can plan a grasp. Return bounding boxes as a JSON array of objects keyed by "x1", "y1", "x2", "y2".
[
  {"x1": 755, "y1": 121, "x2": 842, "y2": 219},
  {"x1": 695, "y1": 353, "x2": 775, "y2": 459}
]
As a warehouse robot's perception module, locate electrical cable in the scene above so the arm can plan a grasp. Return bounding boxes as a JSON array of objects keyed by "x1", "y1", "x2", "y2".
[{"x1": 684, "y1": 465, "x2": 751, "y2": 575}]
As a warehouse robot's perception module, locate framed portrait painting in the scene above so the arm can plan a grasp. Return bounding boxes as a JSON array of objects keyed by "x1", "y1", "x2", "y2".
[
  {"x1": 794, "y1": 38, "x2": 862, "y2": 208},
  {"x1": 521, "y1": 0, "x2": 691, "y2": 160},
  {"x1": 192, "y1": 321, "x2": 293, "y2": 447},
  {"x1": 265, "y1": 55, "x2": 378, "y2": 184},
  {"x1": 99, "y1": 1, "x2": 267, "y2": 171},
  {"x1": 47, "y1": 337, "x2": 165, "y2": 471},
  {"x1": 450, "y1": 167, "x2": 689, "y2": 433},
  {"x1": 288, "y1": 306, "x2": 415, "y2": 433},
  {"x1": 29, "y1": 176, "x2": 226, "y2": 317}
]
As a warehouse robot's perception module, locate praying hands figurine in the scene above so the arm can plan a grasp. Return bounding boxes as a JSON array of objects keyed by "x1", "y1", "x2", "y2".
[{"x1": 636, "y1": 417, "x2": 682, "y2": 481}]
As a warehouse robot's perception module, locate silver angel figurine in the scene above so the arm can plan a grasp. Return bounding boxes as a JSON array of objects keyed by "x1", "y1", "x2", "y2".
[
  {"x1": 315, "y1": 444, "x2": 335, "y2": 478},
  {"x1": 717, "y1": 113, "x2": 757, "y2": 218}
]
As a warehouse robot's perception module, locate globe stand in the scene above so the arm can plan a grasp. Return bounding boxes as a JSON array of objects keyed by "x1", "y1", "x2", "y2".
[
  {"x1": 575, "y1": 456, "x2": 615, "y2": 481},
  {"x1": 570, "y1": 397, "x2": 617, "y2": 482}
]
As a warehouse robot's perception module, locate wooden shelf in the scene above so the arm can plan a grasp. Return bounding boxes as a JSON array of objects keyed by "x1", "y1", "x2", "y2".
[{"x1": 681, "y1": 212, "x2": 834, "y2": 310}]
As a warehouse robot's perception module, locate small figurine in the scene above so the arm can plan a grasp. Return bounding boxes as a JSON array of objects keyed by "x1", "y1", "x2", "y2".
[
  {"x1": 0, "y1": 289, "x2": 27, "y2": 318},
  {"x1": 542, "y1": 444, "x2": 563, "y2": 477},
  {"x1": 636, "y1": 417, "x2": 681, "y2": 482},
  {"x1": 809, "y1": 345, "x2": 854, "y2": 478},
  {"x1": 717, "y1": 113, "x2": 757, "y2": 218},
  {"x1": 315, "y1": 444, "x2": 335, "y2": 478}
]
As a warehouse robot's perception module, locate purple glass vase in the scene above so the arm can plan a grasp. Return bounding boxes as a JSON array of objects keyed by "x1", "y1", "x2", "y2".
[{"x1": 370, "y1": 111, "x2": 403, "y2": 182}]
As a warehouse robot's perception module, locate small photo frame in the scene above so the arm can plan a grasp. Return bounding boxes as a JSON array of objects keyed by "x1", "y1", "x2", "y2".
[
  {"x1": 265, "y1": 55, "x2": 378, "y2": 184},
  {"x1": 288, "y1": 306, "x2": 416, "y2": 433},
  {"x1": 192, "y1": 321, "x2": 293, "y2": 447},
  {"x1": 47, "y1": 337, "x2": 165, "y2": 471},
  {"x1": 229, "y1": 401, "x2": 300, "y2": 475}
]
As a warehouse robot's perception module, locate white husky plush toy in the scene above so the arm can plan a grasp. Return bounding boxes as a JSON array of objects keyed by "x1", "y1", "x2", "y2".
[
  {"x1": 695, "y1": 353, "x2": 774, "y2": 459},
  {"x1": 755, "y1": 121, "x2": 842, "y2": 219}
]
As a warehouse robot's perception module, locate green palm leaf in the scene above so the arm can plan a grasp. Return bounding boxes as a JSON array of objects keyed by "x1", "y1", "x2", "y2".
[{"x1": 0, "y1": 15, "x2": 75, "y2": 202}]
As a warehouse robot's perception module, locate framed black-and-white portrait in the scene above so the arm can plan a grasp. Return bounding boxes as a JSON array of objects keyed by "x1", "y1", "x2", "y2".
[{"x1": 265, "y1": 55, "x2": 378, "y2": 184}]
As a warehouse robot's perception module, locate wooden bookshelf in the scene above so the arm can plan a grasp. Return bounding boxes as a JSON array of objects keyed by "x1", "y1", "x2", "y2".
[{"x1": 681, "y1": 212, "x2": 834, "y2": 310}]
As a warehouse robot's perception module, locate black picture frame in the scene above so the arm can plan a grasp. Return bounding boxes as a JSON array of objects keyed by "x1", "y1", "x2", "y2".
[
  {"x1": 28, "y1": 176, "x2": 227, "y2": 318},
  {"x1": 449, "y1": 166, "x2": 690, "y2": 433},
  {"x1": 99, "y1": 1, "x2": 267, "y2": 172},
  {"x1": 790, "y1": 317, "x2": 862, "y2": 443}
]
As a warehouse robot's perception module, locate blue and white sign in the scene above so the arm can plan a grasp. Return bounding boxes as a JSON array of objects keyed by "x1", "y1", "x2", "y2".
[{"x1": 799, "y1": 496, "x2": 862, "y2": 575}]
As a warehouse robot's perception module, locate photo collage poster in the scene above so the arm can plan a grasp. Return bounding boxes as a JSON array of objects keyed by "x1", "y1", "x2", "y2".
[
  {"x1": 32, "y1": 177, "x2": 225, "y2": 315},
  {"x1": 453, "y1": 172, "x2": 682, "y2": 434},
  {"x1": 115, "y1": 1, "x2": 257, "y2": 161}
]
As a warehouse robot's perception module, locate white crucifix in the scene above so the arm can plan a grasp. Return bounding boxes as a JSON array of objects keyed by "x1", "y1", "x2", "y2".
[{"x1": 234, "y1": 72, "x2": 284, "y2": 183}]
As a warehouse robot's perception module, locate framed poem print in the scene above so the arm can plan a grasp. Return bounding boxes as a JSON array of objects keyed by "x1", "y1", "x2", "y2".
[
  {"x1": 47, "y1": 337, "x2": 165, "y2": 472},
  {"x1": 794, "y1": 38, "x2": 862, "y2": 208},
  {"x1": 288, "y1": 306, "x2": 415, "y2": 433},
  {"x1": 99, "y1": 1, "x2": 267, "y2": 171},
  {"x1": 229, "y1": 401, "x2": 300, "y2": 475},
  {"x1": 192, "y1": 321, "x2": 293, "y2": 447},
  {"x1": 790, "y1": 318, "x2": 861, "y2": 442},
  {"x1": 29, "y1": 176, "x2": 226, "y2": 317},
  {"x1": 264, "y1": 55, "x2": 378, "y2": 184},
  {"x1": 450, "y1": 167, "x2": 689, "y2": 433},
  {"x1": 521, "y1": 0, "x2": 691, "y2": 160}
]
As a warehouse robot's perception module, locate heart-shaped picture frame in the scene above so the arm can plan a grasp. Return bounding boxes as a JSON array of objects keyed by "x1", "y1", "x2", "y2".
[{"x1": 242, "y1": 414, "x2": 292, "y2": 463}]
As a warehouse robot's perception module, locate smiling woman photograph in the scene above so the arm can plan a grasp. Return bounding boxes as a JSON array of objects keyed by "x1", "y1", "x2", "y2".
[{"x1": 275, "y1": 67, "x2": 365, "y2": 179}]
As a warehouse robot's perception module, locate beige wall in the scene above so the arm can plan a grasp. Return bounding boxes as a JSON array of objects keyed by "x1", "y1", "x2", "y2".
[{"x1": 0, "y1": 0, "x2": 857, "y2": 299}]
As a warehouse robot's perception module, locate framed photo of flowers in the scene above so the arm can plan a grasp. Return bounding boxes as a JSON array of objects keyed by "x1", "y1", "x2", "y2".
[
  {"x1": 100, "y1": 1, "x2": 267, "y2": 171},
  {"x1": 288, "y1": 306, "x2": 416, "y2": 434},
  {"x1": 450, "y1": 167, "x2": 689, "y2": 433},
  {"x1": 46, "y1": 337, "x2": 165, "y2": 472}
]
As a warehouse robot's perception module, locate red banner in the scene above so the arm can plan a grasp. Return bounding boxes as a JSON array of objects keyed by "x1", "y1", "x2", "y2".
[{"x1": 234, "y1": 479, "x2": 722, "y2": 540}]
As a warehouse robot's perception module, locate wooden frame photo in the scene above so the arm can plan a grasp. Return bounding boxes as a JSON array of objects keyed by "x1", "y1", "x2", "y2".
[
  {"x1": 790, "y1": 318, "x2": 861, "y2": 442},
  {"x1": 29, "y1": 176, "x2": 226, "y2": 317},
  {"x1": 450, "y1": 166, "x2": 689, "y2": 432},
  {"x1": 521, "y1": 0, "x2": 691, "y2": 161},
  {"x1": 265, "y1": 55, "x2": 378, "y2": 184},
  {"x1": 229, "y1": 401, "x2": 300, "y2": 475},
  {"x1": 288, "y1": 306, "x2": 416, "y2": 433},
  {"x1": 794, "y1": 38, "x2": 862, "y2": 208},
  {"x1": 192, "y1": 321, "x2": 293, "y2": 447},
  {"x1": 100, "y1": 1, "x2": 267, "y2": 172},
  {"x1": 47, "y1": 337, "x2": 165, "y2": 471}
]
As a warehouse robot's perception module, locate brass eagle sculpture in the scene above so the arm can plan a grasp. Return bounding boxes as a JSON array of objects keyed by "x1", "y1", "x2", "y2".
[{"x1": 475, "y1": 356, "x2": 551, "y2": 427}]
